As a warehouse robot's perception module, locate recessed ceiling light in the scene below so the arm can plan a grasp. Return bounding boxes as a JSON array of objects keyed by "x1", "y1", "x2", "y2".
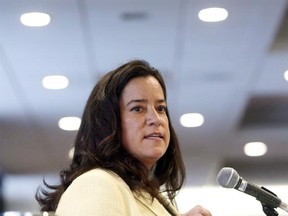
[
  {"x1": 244, "y1": 142, "x2": 267, "y2": 157},
  {"x1": 284, "y1": 70, "x2": 288, "y2": 81},
  {"x1": 58, "y1": 117, "x2": 81, "y2": 131},
  {"x1": 198, "y1": 7, "x2": 228, "y2": 22},
  {"x1": 20, "y1": 12, "x2": 51, "y2": 27},
  {"x1": 42, "y1": 75, "x2": 69, "y2": 90},
  {"x1": 68, "y1": 147, "x2": 75, "y2": 159},
  {"x1": 180, "y1": 113, "x2": 204, "y2": 127}
]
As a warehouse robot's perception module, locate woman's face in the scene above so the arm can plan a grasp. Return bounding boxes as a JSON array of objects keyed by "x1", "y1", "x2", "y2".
[{"x1": 119, "y1": 76, "x2": 170, "y2": 169}]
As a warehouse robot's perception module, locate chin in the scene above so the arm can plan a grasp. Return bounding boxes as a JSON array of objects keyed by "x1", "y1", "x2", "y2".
[{"x1": 149, "y1": 151, "x2": 166, "y2": 161}]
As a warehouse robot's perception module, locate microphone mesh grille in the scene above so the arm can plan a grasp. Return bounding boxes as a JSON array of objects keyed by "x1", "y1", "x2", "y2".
[{"x1": 216, "y1": 167, "x2": 240, "y2": 188}]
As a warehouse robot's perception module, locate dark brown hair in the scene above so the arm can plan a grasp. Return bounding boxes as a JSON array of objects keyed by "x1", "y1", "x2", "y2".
[{"x1": 36, "y1": 59, "x2": 185, "y2": 211}]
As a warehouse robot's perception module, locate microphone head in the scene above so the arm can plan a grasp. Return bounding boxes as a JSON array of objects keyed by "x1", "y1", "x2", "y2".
[{"x1": 216, "y1": 167, "x2": 240, "y2": 188}]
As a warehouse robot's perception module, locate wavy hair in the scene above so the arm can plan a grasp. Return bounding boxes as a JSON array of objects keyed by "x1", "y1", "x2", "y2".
[{"x1": 36, "y1": 59, "x2": 185, "y2": 211}]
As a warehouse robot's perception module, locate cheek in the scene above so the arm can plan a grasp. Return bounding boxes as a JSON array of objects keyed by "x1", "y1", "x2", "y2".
[
  {"x1": 121, "y1": 120, "x2": 129, "y2": 144},
  {"x1": 122, "y1": 118, "x2": 136, "y2": 132},
  {"x1": 122, "y1": 116, "x2": 142, "y2": 132},
  {"x1": 121, "y1": 118, "x2": 138, "y2": 147},
  {"x1": 164, "y1": 119, "x2": 170, "y2": 142}
]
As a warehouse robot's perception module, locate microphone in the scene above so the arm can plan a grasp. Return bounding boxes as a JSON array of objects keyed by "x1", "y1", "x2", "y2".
[{"x1": 216, "y1": 167, "x2": 288, "y2": 213}]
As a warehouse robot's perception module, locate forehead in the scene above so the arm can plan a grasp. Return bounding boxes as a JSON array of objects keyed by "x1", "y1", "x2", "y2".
[{"x1": 121, "y1": 76, "x2": 165, "y2": 100}]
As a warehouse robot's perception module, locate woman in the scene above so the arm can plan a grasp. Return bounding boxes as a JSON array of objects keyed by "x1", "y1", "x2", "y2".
[{"x1": 36, "y1": 59, "x2": 212, "y2": 216}]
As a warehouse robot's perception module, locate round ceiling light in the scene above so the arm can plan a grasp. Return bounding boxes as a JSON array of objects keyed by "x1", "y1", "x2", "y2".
[
  {"x1": 58, "y1": 117, "x2": 81, "y2": 131},
  {"x1": 244, "y1": 142, "x2": 267, "y2": 157},
  {"x1": 20, "y1": 12, "x2": 51, "y2": 27},
  {"x1": 198, "y1": 7, "x2": 228, "y2": 22},
  {"x1": 180, "y1": 113, "x2": 204, "y2": 127},
  {"x1": 42, "y1": 75, "x2": 69, "y2": 90}
]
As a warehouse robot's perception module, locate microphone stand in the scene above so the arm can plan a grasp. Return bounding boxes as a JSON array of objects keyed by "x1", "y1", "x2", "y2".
[{"x1": 260, "y1": 187, "x2": 279, "y2": 216}]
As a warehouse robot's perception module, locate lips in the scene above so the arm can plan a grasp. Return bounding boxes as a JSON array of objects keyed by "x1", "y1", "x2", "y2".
[{"x1": 144, "y1": 132, "x2": 163, "y2": 139}]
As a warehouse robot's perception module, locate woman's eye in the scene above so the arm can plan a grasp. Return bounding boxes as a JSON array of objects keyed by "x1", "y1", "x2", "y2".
[
  {"x1": 158, "y1": 105, "x2": 167, "y2": 112},
  {"x1": 131, "y1": 106, "x2": 143, "y2": 112}
]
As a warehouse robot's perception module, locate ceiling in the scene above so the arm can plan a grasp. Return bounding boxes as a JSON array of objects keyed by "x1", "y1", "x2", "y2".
[{"x1": 1, "y1": 0, "x2": 288, "y2": 186}]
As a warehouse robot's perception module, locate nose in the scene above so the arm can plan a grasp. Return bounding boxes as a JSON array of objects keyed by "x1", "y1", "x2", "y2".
[{"x1": 146, "y1": 108, "x2": 162, "y2": 126}]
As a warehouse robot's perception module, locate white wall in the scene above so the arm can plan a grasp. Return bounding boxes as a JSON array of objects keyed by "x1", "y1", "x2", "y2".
[
  {"x1": 2, "y1": 174, "x2": 59, "y2": 213},
  {"x1": 177, "y1": 185, "x2": 288, "y2": 216}
]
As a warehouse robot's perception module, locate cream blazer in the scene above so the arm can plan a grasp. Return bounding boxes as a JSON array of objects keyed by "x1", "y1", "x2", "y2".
[{"x1": 55, "y1": 168, "x2": 179, "y2": 216}]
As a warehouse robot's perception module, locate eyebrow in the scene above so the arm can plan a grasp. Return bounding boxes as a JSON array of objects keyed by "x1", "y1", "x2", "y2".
[{"x1": 126, "y1": 99, "x2": 166, "y2": 106}]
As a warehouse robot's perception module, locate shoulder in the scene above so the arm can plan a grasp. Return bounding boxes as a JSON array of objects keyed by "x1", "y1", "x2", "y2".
[
  {"x1": 56, "y1": 168, "x2": 135, "y2": 215},
  {"x1": 75, "y1": 168, "x2": 124, "y2": 183},
  {"x1": 69, "y1": 168, "x2": 130, "y2": 193}
]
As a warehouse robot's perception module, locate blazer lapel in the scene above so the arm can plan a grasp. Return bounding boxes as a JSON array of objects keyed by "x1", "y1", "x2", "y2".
[{"x1": 133, "y1": 192, "x2": 179, "y2": 216}]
